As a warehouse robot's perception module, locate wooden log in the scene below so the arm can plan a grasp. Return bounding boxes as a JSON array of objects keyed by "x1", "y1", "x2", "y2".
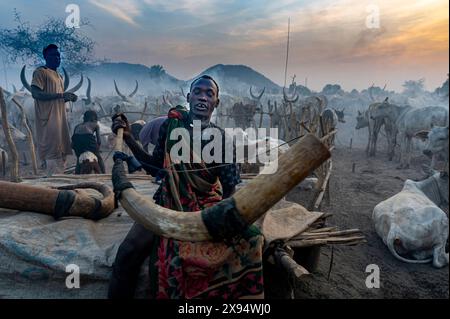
[
  {"x1": 12, "y1": 97, "x2": 38, "y2": 175},
  {"x1": 274, "y1": 247, "x2": 310, "y2": 279},
  {"x1": 0, "y1": 87, "x2": 20, "y2": 182}
]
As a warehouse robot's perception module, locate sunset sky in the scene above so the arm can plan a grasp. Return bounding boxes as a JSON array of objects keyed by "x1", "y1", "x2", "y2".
[{"x1": 0, "y1": 0, "x2": 448, "y2": 91}]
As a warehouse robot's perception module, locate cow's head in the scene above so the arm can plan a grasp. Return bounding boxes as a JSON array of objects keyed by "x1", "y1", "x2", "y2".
[
  {"x1": 422, "y1": 165, "x2": 449, "y2": 207},
  {"x1": 421, "y1": 126, "x2": 449, "y2": 158},
  {"x1": 333, "y1": 107, "x2": 346, "y2": 123},
  {"x1": 355, "y1": 110, "x2": 368, "y2": 129}
]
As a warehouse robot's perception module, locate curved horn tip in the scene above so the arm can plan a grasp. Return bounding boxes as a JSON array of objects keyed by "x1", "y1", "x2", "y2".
[
  {"x1": 62, "y1": 67, "x2": 70, "y2": 91},
  {"x1": 20, "y1": 65, "x2": 33, "y2": 93},
  {"x1": 128, "y1": 80, "x2": 139, "y2": 98}
]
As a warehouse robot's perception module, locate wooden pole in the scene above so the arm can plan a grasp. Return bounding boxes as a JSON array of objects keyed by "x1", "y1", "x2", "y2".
[
  {"x1": 0, "y1": 87, "x2": 20, "y2": 182},
  {"x1": 352, "y1": 163, "x2": 356, "y2": 173},
  {"x1": 313, "y1": 159, "x2": 332, "y2": 210},
  {"x1": 1, "y1": 150, "x2": 5, "y2": 177},
  {"x1": 140, "y1": 98, "x2": 148, "y2": 121},
  {"x1": 349, "y1": 138, "x2": 353, "y2": 149},
  {"x1": 11, "y1": 97, "x2": 38, "y2": 175}
]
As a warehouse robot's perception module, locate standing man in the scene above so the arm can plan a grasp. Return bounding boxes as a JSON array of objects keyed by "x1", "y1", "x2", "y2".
[{"x1": 30, "y1": 44, "x2": 77, "y2": 175}]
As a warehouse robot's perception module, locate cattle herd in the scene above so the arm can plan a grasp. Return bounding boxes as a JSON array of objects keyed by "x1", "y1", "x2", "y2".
[{"x1": 0, "y1": 68, "x2": 449, "y2": 271}]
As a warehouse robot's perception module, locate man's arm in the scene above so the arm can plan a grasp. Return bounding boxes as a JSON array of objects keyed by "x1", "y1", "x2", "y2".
[
  {"x1": 31, "y1": 85, "x2": 77, "y2": 102},
  {"x1": 113, "y1": 115, "x2": 166, "y2": 176}
]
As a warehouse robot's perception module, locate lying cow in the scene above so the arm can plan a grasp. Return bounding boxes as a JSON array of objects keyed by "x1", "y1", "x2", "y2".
[{"x1": 372, "y1": 166, "x2": 449, "y2": 268}]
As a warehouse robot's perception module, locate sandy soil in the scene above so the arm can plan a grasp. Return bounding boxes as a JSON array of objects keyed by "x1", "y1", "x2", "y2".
[
  {"x1": 287, "y1": 146, "x2": 449, "y2": 299},
  {"x1": 1, "y1": 139, "x2": 448, "y2": 299}
]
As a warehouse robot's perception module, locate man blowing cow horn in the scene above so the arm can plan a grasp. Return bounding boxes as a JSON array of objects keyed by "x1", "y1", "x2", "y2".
[{"x1": 108, "y1": 75, "x2": 330, "y2": 299}]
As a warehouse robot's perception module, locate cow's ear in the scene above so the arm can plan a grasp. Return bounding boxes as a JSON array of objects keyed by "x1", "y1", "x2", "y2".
[{"x1": 414, "y1": 130, "x2": 429, "y2": 140}]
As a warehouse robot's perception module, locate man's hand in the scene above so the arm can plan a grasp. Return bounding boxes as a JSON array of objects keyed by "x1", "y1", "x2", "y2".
[
  {"x1": 112, "y1": 113, "x2": 132, "y2": 139},
  {"x1": 63, "y1": 92, "x2": 78, "y2": 102}
]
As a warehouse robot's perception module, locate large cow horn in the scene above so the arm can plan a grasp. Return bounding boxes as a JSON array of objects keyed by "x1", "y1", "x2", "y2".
[
  {"x1": 119, "y1": 133, "x2": 330, "y2": 241},
  {"x1": 250, "y1": 86, "x2": 265, "y2": 100},
  {"x1": 84, "y1": 77, "x2": 92, "y2": 105},
  {"x1": 20, "y1": 66, "x2": 33, "y2": 93},
  {"x1": 128, "y1": 80, "x2": 138, "y2": 98},
  {"x1": 0, "y1": 181, "x2": 115, "y2": 220},
  {"x1": 62, "y1": 67, "x2": 70, "y2": 91},
  {"x1": 283, "y1": 87, "x2": 298, "y2": 103},
  {"x1": 66, "y1": 74, "x2": 84, "y2": 93},
  {"x1": 114, "y1": 80, "x2": 128, "y2": 101}
]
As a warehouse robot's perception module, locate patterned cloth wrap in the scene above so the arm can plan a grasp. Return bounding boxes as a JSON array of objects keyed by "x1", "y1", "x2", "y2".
[{"x1": 149, "y1": 105, "x2": 264, "y2": 299}]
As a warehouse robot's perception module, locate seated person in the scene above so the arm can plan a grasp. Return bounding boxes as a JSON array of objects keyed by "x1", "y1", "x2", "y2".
[
  {"x1": 71, "y1": 110, "x2": 105, "y2": 174},
  {"x1": 109, "y1": 75, "x2": 262, "y2": 299}
]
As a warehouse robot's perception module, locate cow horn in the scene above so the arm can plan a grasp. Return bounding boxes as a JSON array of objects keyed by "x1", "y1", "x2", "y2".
[
  {"x1": 0, "y1": 181, "x2": 115, "y2": 220},
  {"x1": 62, "y1": 67, "x2": 70, "y2": 91},
  {"x1": 283, "y1": 87, "x2": 299, "y2": 103},
  {"x1": 250, "y1": 86, "x2": 265, "y2": 100},
  {"x1": 20, "y1": 66, "x2": 33, "y2": 93},
  {"x1": 180, "y1": 86, "x2": 186, "y2": 98},
  {"x1": 128, "y1": 80, "x2": 138, "y2": 98},
  {"x1": 368, "y1": 83, "x2": 375, "y2": 101},
  {"x1": 85, "y1": 77, "x2": 92, "y2": 105},
  {"x1": 66, "y1": 74, "x2": 84, "y2": 93},
  {"x1": 12, "y1": 84, "x2": 18, "y2": 93},
  {"x1": 114, "y1": 80, "x2": 128, "y2": 101},
  {"x1": 119, "y1": 133, "x2": 330, "y2": 241}
]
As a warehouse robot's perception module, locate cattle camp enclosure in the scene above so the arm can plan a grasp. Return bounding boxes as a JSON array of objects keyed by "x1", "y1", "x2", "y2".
[{"x1": 0, "y1": 79, "x2": 448, "y2": 298}]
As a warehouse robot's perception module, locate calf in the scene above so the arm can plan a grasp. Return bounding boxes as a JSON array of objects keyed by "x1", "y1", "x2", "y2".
[{"x1": 372, "y1": 167, "x2": 449, "y2": 268}]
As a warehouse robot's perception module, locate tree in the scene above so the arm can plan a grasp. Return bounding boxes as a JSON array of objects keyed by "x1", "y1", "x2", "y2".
[
  {"x1": 0, "y1": 10, "x2": 95, "y2": 72},
  {"x1": 149, "y1": 64, "x2": 166, "y2": 80},
  {"x1": 402, "y1": 78, "x2": 425, "y2": 96},
  {"x1": 434, "y1": 74, "x2": 449, "y2": 97},
  {"x1": 322, "y1": 84, "x2": 342, "y2": 95}
]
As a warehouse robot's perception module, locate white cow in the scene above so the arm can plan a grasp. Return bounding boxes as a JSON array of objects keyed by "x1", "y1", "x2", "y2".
[
  {"x1": 417, "y1": 125, "x2": 449, "y2": 169},
  {"x1": 373, "y1": 167, "x2": 449, "y2": 268}
]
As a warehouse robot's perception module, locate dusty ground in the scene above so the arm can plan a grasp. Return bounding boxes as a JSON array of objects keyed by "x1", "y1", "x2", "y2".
[
  {"x1": 1, "y1": 139, "x2": 448, "y2": 299},
  {"x1": 286, "y1": 145, "x2": 449, "y2": 299}
]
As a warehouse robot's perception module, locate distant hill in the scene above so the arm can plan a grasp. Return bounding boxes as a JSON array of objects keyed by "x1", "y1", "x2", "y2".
[{"x1": 192, "y1": 64, "x2": 281, "y2": 95}]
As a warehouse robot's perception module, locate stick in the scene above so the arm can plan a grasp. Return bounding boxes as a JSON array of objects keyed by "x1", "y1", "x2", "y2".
[
  {"x1": 0, "y1": 88, "x2": 20, "y2": 182},
  {"x1": 313, "y1": 159, "x2": 332, "y2": 210},
  {"x1": 140, "y1": 99, "x2": 148, "y2": 121},
  {"x1": 115, "y1": 128, "x2": 124, "y2": 152},
  {"x1": 1, "y1": 151, "x2": 5, "y2": 177},
  {"x1": 12, "y1": 97, "x2": 38, "y2": 175},
  {"x1": 274, "y1": 247, "x2": 310, "y2": 279}
]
